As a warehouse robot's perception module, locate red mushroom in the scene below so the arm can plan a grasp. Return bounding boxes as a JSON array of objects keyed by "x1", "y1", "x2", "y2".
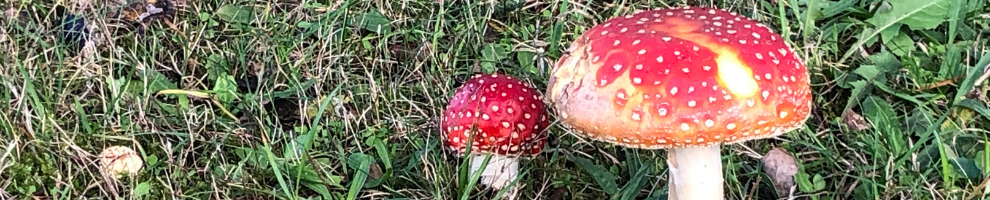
[
  {"x1": 441, "y1": 73, "x2": 550, "y2": 191},
  {"x1": 547, "y1": 7, "x2": 812, "y2": 200}
]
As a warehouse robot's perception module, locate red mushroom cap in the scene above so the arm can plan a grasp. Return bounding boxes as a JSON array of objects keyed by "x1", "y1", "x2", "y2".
[
  {"x1": 442, "y1": 73, "x2": 550, "y2": 157},
  {"x1": 547, "y1": 7, "x2": 812, "y2": 149}
]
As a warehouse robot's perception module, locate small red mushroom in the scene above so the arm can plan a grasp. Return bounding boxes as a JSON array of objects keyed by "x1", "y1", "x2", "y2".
[
  {"x1": 547, "y1": 7, "x2": 812, "y2": 200},
  {"x1": 441, "y1": 73, "x2": 550, "y2": 191}
]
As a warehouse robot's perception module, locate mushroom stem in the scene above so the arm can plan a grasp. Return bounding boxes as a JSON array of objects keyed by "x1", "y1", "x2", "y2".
[
  {"x1": 471, "y1": 154, "x2": 519, "y2": 190},
  {"x1": 667, "y1": 145, "x2": 724, "y2": 200}
]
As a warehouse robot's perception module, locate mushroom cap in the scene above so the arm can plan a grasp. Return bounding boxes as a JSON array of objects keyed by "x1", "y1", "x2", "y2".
[
  {"x1": 547, "y1": 7, "x2": 812, "y2": 149},
  {"x1": 441, "y1": 73, "x2": 550, "y2": 157},
  {"x1": 99, "y1": 145, "x2": 143, "y2": 179}
]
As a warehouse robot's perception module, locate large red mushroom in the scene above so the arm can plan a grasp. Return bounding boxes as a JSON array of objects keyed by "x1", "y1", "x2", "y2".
[
  {"x1": 441, "y1": 73, "x2": 550, "y2": 191},
  {"x1": 547, "y1": 6, "x2": 812, "y2": 200}
]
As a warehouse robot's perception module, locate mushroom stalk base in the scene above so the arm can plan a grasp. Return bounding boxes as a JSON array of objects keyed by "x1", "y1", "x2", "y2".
[
  {"x1": 470, "y1": 154, "x2": 519, "y2": 190},
  {"x1": 667, "y1": 145, "x2": 724, "y2": 200}
]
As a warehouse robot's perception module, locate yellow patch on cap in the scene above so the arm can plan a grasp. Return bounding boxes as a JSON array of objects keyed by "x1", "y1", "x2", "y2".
[{"x1": 715, "y1": 51, "x2": 758, "y2": 98}]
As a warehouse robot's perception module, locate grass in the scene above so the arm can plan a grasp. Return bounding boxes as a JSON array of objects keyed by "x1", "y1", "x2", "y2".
[{"x1": 1, "y1": 0, "x2": 989, "y2": 199}]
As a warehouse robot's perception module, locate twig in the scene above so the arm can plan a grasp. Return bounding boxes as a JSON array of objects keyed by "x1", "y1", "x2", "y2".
[{"x1": 916, "y1": 75, "x2": 966, "y2": 92}]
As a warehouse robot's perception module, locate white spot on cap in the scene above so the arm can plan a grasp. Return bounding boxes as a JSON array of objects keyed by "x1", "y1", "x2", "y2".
[
  {"x1": 688, "y1": 101, "x2": 696, "y2": 107},
  {"x1": 633, "y1": 40, "x2": 641, "y2": 45},
  {"x1": 705, "y1": 119, "x2": 714, "y2": 127},
  {"x1": 633, "y1": 77, "x2": 643, "y2": 84},
  {"x1": 680, "y1": 123, "x2": 690, "y2": 131},
  {"x1": 482, "y1": 114, "x2": 490, "y2": 120},
  {"x1": 727, "y1": 123, "x2": 736, "y2": 130},
  {"x1": 657, "y1": 56, "x2": 664, "y2": 63},
  {"x1": 670, "y1": 87, "x2": 679, "y2": 95},
  {"x1": 780, "y1": 111, "x2": 789, "y2": 118},
  {"x1": 492, "y1": 106, "x2": 499, "y2": 112},
  {"x1": 613, "y1": 64, "x2": 623, "y2": 71},
  {"x1": 631, "y1": 113, "x2": 641, "y2": 121},
  {"x1": 638, "y1": 49, "x2": 647, "y2": 55},
  {"x1": 614, "y1": 40, "x2": 621, "y2": 46}
]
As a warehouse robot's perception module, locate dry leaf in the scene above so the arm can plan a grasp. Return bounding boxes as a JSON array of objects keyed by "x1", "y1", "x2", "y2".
[
  {"x1": 761, "y1": 147, "x2": 798, "y2": 197},
  {"x1": 366, "y1": 162, "x2": 383, "y2": 182},
  {"x1": 843, "y1": 109, "x2": 871, "y2": 132}
]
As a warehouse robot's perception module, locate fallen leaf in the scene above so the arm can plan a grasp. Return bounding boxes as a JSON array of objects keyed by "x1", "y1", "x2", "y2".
[
  {"x1": 367, "y1": 162, "x2": 383, "y2": 180},
  {"x1": 762, "y1": 147, "x2": 799, "y2": 198},
  {"x1": 843, "y1": 109, "x2": 872, "y2": 132}
]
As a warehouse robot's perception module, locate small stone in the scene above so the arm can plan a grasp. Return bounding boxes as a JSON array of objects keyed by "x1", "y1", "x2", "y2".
[
  {"x1": 761, "y1": 147, "x2": 798, "y2": 197},
  {"x1": 99, "y1": 146, "x2": 143, "y2": 180}
]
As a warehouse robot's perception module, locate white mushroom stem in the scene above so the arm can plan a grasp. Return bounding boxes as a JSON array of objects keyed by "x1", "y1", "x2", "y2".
[
  {"x1": 470, "y1": 154, "x2": 519, "y2": 190},
  {"x1": 667, "y1": 145, "x2": 724, "y2": 200}
]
